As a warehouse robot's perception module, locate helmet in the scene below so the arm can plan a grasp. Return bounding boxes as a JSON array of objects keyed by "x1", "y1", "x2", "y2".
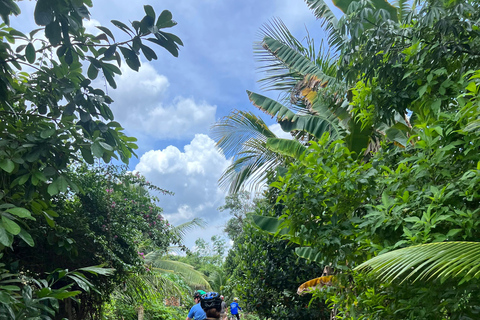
[
  {"x1": 200, "y1": 291, "x2": 222, "y2": 311},
  {"x1": 193, "y1": 290, "x2": 206, "y2": 299},
  {"x1": 220, "y1": 295, "x2": 224, "y2": 300},
  {"x1": 233, "y1": 297, "x2": 238, "y2": 301}
]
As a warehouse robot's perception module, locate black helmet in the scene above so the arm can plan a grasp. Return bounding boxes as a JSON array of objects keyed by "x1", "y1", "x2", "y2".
[
  {"x1": 200, "y1": 291, "x2": 222, "y2": 311},
  {"x1": 193, "y1": 290, "x2": 206, "y2": 299}
]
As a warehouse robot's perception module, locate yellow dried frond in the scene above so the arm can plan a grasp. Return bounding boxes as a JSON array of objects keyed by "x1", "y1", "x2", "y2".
[{"x1": 297, "y1": 276, "x2": 334, "y2": 295}]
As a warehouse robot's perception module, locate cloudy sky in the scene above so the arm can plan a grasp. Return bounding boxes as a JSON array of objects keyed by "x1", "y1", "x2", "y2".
[{"x1": 13, "y1": 0, "x2": 342, "y2": 248}]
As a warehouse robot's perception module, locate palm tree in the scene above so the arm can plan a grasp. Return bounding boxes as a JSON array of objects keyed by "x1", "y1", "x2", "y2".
[
  {"x1": 355, "y1": 241, "x2": 480, "y2": 284},
  {"x1": 212, "y1": 0, "x2": 414, "y2": 194}
]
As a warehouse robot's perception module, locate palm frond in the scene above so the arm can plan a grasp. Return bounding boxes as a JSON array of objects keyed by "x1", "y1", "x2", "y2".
[
  {"x1": 255, "y1": 18, "x2": 314, "y2": 94},
  {"x1": 247, "y1": 91, "x2": 296, "y2": 121},
  {"x1": 262, "y1": 37, "x2": 336, "y2": 87},
  {"x1": 219, "y1": 142, "x2": 284, "y2": 194},
  {"x1": 211, "y1": 111, "x2": 285, "y2": 193},
  {"x1": 172, "y1": 218, "x2": 206, "y2": 243},
  {"x1": 148, "y1": 259, "x2": 212, "y2": 290},
  {"x1": 211, "y1": 110, "x2": 276, "y2": 159},
  {"x1": 393, "y1": 0, "x2": 411, "y2": 21},
  {"x1": 355, "y1": 242, "x2": 480, "y2": 284},
  {"x1": 304, "y1": 0, "x2": 341, "y2": 50},
  {"x1": 266, "y1": 138, "x2": 307, "y2": 160},
  {"x1": 279, "y1": 114, "x2": 344, "y2": 141}
]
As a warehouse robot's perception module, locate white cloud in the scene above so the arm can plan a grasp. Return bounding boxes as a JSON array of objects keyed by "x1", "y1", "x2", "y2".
[
  {"x1": 135, "y1": 134, "x2": 230, "y2": 231},
  {"x1": 83, "y1": 18, "x2": 101, "y2": 35},
  {"x1": 106, "y1": 63, "x2": 217, "y2": 140}
]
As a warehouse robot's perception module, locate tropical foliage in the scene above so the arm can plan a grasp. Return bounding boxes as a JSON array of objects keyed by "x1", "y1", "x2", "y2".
[
  {"x1": 0, "y1": 0, "x2": 184, "y2": 318},
  {"x1": 221, "y1": 0, "x2": 480, "y2": 319}
]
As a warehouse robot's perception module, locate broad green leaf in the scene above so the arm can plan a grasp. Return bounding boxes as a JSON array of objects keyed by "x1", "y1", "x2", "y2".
[
  {"x1": 266, "y1": 138, "x2": 306, "y2": 160},
  {"x1": 0, "y1": 159, "x2": 15, "y2": 173},
  {"x1": 0, "y1": 291, "x2": 12, "y2": 304},
  {"x1": 87, "y1": 64, "x2": 98, "y2": 80},
  {"x1": 51, "y1": 291, "x2": 82, "y2": 299},
  {"x1": 251, "y1": 215, "x2": 289, "y2": 235},
  {"x1": 5, "y1": 207, "x2": 34, "y2": 220},
  {"x1": 18, "y1": 229, "x2": 35, "y2": 247},
  {"x1": 295, "y1": 247, "x2": 323, "y2": 263},
  {"x1": 25, "y1": 43, "x2": 35, "y2": 63},
  {"x1": 144, "y1": 5, "x2": 155, "y2": 19},
  {"x1": 96, "y1": 26, "x2": 115, "y2": 41},
  {"x1": 34, "y1": 0, "x2": 54, "y2": 25},
  {"x1": 40, "y1": 127, "x2": 55, "y2": 139},
  {"x1": 0, "y1": 225, "x2": 13, "y2": 247},
  {"x1": 156, "y1": 10, "x2": 174, "y2": 28},
  {"x1": 47, "y1": 182, "x2": 58, "y2": 196},
  {"x1": 77, "y1": 266, "x2": 115, "y2": 276},
  {"x1": 247, "y1": 91, "x2": 295, "y2": 120},
  {"x1": 1, "y1": 217, "x2": 21, "y2": 235}
]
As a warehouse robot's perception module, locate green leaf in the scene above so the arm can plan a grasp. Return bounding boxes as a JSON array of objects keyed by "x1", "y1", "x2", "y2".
[
  {"x1": 91, "y1": 142, "x2": 104, "y2": 158},
  {"x1": 18, "y1": 229, "x2": 35, "y2": 247},
  {"x1": 140, "y1": 45, "x2": 157, "y2": 61},
  {"x1": 103, "y1": 44, "x2": 117, "y2": 58},
  {"x1": 156, "y1": 10, "x2": 174, "y2": 28},
  {"x1": 5, "y1": 207, "x2": 34, "y2": 220},
  {"x1": 51, "y1": 291, "x2": 82, "y2": 299},
  {"x1": 77, "y1": 266, "x2": 115, "y2": 276},
  {"x1": 25, "y1": 43, "x2": 36, "y2": 63},
  {"x1": 119, "y1": 47, "x2": 140, "y2": 71},
  {"x1": 144, "y1": 5, "x2": 155, "y2": 18},
  {"x1": 34, "y1": 0, "x2": 54, "y2": 25},
  {"x1": 40, "y1": 127, "x2": 55, "y2": 139},
  {"x1": 1, "y1": 217, "x2": 21, "y2": 235},
  {"x1": 0, "y1": 225, "x2": 13, "y2": 247},
  {"x1": 80, "y1": 147, "x2": 94, "y2": 164},
  {"x1": 0, "y1": 159, "x2": 15, "y2": 173},
  {"x1": 146, "y1": 37, "x2": 178, "y2": 57},
  {"x1": 251, "y1": 215, "x2": 289, "y2": 235},
  {"x1": 96, "y1": 26, "x2": 115, "y2": 42},
  {"x1": 111, "y1": 20, "x2": 133, "y2": 34},
  {"x1": 87, "y1": 64, "x2": 98, "y2": 80},
  {"x1": 295, "y1": 247, "x2": 323, "y2": 263}
]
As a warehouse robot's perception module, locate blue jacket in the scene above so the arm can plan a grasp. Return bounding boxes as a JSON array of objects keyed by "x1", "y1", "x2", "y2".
[{"x1": 230, "y1": 302, "x2": 241, "y2": 315}]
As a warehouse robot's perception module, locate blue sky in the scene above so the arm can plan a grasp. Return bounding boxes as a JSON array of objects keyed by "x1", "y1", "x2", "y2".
[{"x1": 13, "y1": 0, "x2": 342, "y2": 248}]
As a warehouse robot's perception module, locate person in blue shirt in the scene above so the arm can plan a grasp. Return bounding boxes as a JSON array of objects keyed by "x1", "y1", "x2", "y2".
[
  {"x1": 229, "y1": 297, "x2": 241, "y2": 320},
  {"x1": 186, "y1": 291, "x2": 207, "y2": 320}
]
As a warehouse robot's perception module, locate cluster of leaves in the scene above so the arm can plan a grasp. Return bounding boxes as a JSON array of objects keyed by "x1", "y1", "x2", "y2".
[
  {"x1": 2, "y1": 165, "x2": 178, "y2": 318},
  {"x1": 243, "y1": 0, "x2": 480, "y2": 319},
  {"x1": 0, "y1": 0, "x2": 182, "y2": 318},
  {"x1": 104, "y1": 272, "x2": 190, "y2": 320}
]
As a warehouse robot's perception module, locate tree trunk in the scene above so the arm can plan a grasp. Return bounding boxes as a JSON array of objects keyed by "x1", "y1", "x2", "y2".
[{"x1": 137, "y1": 305, "x2": 144, "y2": 320}]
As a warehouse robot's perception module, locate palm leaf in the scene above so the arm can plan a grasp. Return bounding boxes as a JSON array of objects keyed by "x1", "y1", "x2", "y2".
[
  {"x1": 212, "y1": 111, "x2": 285, "y2": 193},
  {"x1": 304, "y1": 0, "x2": 342, "y2": 50},
  {"x1": 247, "y1": 91, "x2": 296, "y2": 121},
  {"x1": 171, "y1": 218, "x2": 206, "y2": 243},
  {"x1": 146, "y1": 257, "x2": 212, "y2": 290},
  {"x1": 280, "y1": 114, "x2": 343, "y2": 141},
  {"x1": 255, "y1": 18, "x2": 315, "y2": 94},
  {"x1": 355, "y1": 242, "x2": 480, "y2": 284},
  {"x1": 266, "y1": 138, "x2": 306, "y2": 160},
  {"x1": 211, "y1": 110, "x2": 276, "y2": 159},
  {"x1": 262, "y1": 37, "x2": 336, "y2": 87}
]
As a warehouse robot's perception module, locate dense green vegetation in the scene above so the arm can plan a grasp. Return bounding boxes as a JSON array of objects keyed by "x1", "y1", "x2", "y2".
[
  {"x1": 215, "y1": 0, "x2": 480, "y2": 319},
  {"x1": 2, "y1": 0, "x2": 480, "y2": 319}
]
